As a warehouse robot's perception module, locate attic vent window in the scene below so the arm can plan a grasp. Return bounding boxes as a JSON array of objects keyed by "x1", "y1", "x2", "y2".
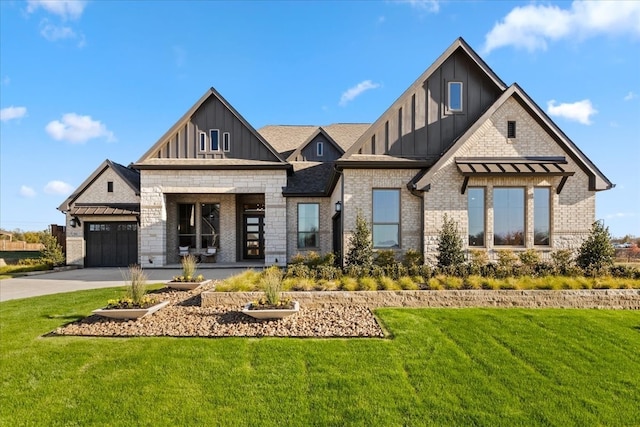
[
  {"x1": 210, "y1": 129, "x2": 219, "y2": 151},
  {"x1": 107, "y1": 181, "x2": 113, "y2": 193},
  {"x1": 317, "y1": 141, "x2": 324, "y2": 157},
  {"x1": 448, "y1": 81, "x2": 463, "y2": 112},
  {"x1": 199, "y1": 132, "x2": 206, "y2": 151},
  {"x1": 223, "y1": 132, "x2": 230, "y2": 152},
  {"x1": 507, "y1": 121, "x2": 516, "y2": 139}
]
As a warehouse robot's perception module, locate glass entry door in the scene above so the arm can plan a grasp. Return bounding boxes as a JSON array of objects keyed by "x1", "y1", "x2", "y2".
[{"x1": 243, "y1": 215, "x2": 264, "y2": 259}]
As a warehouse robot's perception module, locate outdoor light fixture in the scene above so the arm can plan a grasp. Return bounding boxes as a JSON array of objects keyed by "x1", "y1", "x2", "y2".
[
  {"x1": 70, "y1": 217, "x2": 80, "y2": 228},
  {"x1": 335, "y1": 201, "x2": 342, "y2": 213}
]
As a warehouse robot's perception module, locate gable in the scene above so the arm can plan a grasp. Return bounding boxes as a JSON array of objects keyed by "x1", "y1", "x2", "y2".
[
  {"x1": 413, "y1": 87, "x2": 613, "y2": 192},
  {"x1": 137, "y1": 88, "x2": 284, "y2": 165},
  {"x1": 344, "y1": 38, "x2": 505, "y2": 161},
  {"x1": 58, "y1": 160, "x2": 140, "y2": 212},
  {"x1": 288, "y1": 128, "x2": 344, "y2": 162}
]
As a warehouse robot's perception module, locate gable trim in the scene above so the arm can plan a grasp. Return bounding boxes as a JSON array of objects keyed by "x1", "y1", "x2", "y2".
[{"x1": 136, "y1": 87, "x2": 286, "y2": 164}]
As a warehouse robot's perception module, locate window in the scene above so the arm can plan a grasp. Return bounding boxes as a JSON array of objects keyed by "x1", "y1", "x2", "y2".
[
  {"x1": 298, "y1": 203, "x2": 319, "y2": 248},
  {"x1": 373, "y1": 189, "x2": 400, "y2": 248},
  {"x1": 177, "y1": 204, "x2": 196, "y2": 247},
  {"x1": 448, "y1": 81, "x2": 463, "y2": 112},
  {"x1": 468, "y1": 188, "x2": 485, "y2": 246},
  {"x1": 223, "y1": 132, "x2": 230, "y2": 152},
  {"x1": 317, "y1": 141, "x2": 324, "y2": 157},
  {"x1": 534, "y1": 188, "x2": 550, "y2": 245},
  {"x1": 210, "y1": 129, "x2": 219, "y2": 151},
  {"x1": 201, "y1": 203, "x2": 220, "y2": 248},
  {"x1": 107, "y1": 181, "x2": 113, "y2": 193},
  {"x1": 507, "y1": 121, "x2": 516, "y2": 138},
  {"x1": 493, "y1": 188, "x2": 525, "y2": 246},
  {"x1": 199, "y1": 132, "x2": 206, "y2": 151}
]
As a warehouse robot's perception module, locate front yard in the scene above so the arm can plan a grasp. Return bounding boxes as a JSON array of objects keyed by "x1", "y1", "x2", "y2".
[{"x1": 1, "y1": 287, "x2": 639, "y2": 426}]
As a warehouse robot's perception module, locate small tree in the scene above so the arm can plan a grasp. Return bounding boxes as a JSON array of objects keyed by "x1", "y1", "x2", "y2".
[
  {"x1": 436, "y1": 214, "x2": 464, "y2": 268},
  {"x1": 40, "y1": 231, "x2": 65, "y2": 266},
  {"x1": 576, "y1": 221, "x2": 615, "y2": 274},
  {"x1": 345, "y1": 211, "x2": 373, "y2": 269}
]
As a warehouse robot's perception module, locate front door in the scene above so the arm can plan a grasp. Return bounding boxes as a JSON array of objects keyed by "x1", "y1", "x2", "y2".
[{"x1": 243, "y1": 215, "x2": 264, "y2": 259}]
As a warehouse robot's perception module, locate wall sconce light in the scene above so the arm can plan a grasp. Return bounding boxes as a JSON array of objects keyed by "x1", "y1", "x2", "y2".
[
  {"x1": 335, "y1": 201, "x2": 342, "y2": 213},
  {"x1": 70, "y1": 217, "x2": 80, "y2": 228}
]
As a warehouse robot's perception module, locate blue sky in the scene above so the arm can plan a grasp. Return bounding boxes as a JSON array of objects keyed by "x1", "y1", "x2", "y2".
[{"x1": 1, "y1": 0, "x2": 639, "y2": 237}]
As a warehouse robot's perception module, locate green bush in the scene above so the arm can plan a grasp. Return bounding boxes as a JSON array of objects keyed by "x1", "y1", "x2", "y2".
[
  {"x1": 402, "y1": 249, "x2": 424, "y2": 268},
  {"x1": 576, "y1": 221, "x2": 615, "y2": 274},
  {"x1": 261, "y1": 266, "x2": 284, "y2": 305},
  {"x1": 345, "y1": 211, "x2": 373, "y2": 270},
  {"x1": 518, "y1": 249, "x2": 541, "y2": 267},
  {"x1": 316, "y1": 265, "x2": 341, "y2": 280},
  {"x1": 551, "y1": 249, "x2": 574, "y2": 275},
  {"x1": 39, "y1": 232, "x2": 65, "y2": 266},
  {"x1": 397, "y1": 276, "x2": 419, "y2": 290},
  {"x1": 436, "y1": 214, "x2": 465, "y2": 268},
  {"x1": 286, "y1": 264, "x2": 313, "y2": 279},
  {"x1": 378, "y1": 276, "x2": 399, "y2": 290},
  {"x1": 340, "y1": 276, "x2": 359, "y2": 291},
  {"x1": 374, "y1": 250, "x2": 397, "y2": 267}
]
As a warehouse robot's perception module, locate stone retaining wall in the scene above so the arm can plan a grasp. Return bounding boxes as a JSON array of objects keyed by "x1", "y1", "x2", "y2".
[{"x1": 201, "y1": 289, "x2": 640, "y2": 310}]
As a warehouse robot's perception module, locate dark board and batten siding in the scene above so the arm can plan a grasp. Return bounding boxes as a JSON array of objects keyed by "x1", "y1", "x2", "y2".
[
  {"x1": 358, "y1": 48, "x2": 502, "y2": 159},
  {"x1": 295, "y1": 134, "x2": 343, "y2": 162},
  {"x1": 155, "y1": 96, "x2": 280, "y2": 162}
]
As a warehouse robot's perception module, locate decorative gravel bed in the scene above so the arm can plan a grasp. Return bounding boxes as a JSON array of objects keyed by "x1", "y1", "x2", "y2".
[{"x1": 53, "y1": 284, "x2": 385, "y2": 338}]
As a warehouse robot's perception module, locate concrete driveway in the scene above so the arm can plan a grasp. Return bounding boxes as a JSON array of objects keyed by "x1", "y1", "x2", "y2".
[{"x1": 0, "y1": 267, "x2": 249, "y2": 302}]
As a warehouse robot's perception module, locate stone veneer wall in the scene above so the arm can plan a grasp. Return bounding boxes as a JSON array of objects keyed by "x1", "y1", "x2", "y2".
[
  {"x1": 342, "y1": 168, "x2": 422, "y2": 260},
  {"x1": 202, "y1": 289, "x2": 640, "y2": 310},
  {"x1": 286, "y1": 197, "x2": 333, "y2": 260},
  {"x1": 65, "y1": 167, "x2": 139, "y2": 266},
  {"x1": 423, "y1": 97, "x2": 596, "y2": 262},
  {"x1": 140, "y1": 169, "x2": 287, "y2": 267}
]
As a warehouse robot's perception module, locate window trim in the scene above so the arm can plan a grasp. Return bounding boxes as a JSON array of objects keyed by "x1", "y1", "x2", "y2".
[
  {"x1": 493, "y1": 187, "x2": 526, "y2": 247},
  {"x1": 297, "y1": 203, "x2": 320, "y2": 249},
  {"x1": 222, "y1": 132, "x2": 230, "y2": 152},
  {"x1": 507, "y1": 120, "x2": 517, "y2": 139},
  {"x1": 317, "y1": 141, "x2": 324, "y2": 157},
  {"x1": 209, "y1": 129, "x2": 220, "y2": 151},
  {"x1": 199, "y1": 132, "x2": 206, "y2": 152},
  {"x1": 447, "y1": 81, "x2": 464, "y2": 113},
  {"x1": 533, "y1": 187, "x2": 551, "y2": 246},
  {"x1": 467, "y1": 187, "x2": 485, "y2": 247},
  {"x1": 372, "y1": 188, "x2": 401, "y2": 249}
]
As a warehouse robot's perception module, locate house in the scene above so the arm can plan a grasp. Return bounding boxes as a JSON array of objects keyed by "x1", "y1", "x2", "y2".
[{"x1": 58, "y1": 37, "x2": 613, "y2": 268}]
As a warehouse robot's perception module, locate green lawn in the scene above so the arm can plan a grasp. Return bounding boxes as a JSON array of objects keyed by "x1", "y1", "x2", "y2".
[{"x1": 1, "y1": 289, "x2": 639, "y2": 426}]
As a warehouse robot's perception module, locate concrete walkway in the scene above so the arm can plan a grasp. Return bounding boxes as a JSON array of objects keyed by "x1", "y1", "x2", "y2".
[{"x1": 0, "y1": 267, "x2": 250, "y2": 302}]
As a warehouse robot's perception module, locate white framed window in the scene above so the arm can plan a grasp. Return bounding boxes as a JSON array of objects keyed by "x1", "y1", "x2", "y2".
[
  {"x1": 223, "y1": 132, "x2": 230, "y2": 152},
  {"x1": 372, "y1": 189, "x2": 400, "y2": 248},
  {"x1": 199, "y1": 132, "x2": 206, "y2": 151},
  {"x1": 448, "y1": 81, "x2": 463, "y2": 112},
  {"x1": 317, "y1": 141, "x2": 324, "y2": 157},
  {"x1": 210, "y1": 129, "x2": 219, "y2": 151},
  {"x1": 297, "y1": 203, "x2": 319, "y2": 248}
]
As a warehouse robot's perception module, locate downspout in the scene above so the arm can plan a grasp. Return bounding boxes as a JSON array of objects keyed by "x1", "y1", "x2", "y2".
[
  {"x1": 406, "y1": 181, "x2": 425, "y2": 263},
  {"x1": 339, "y1": 168, "x2": 345, "y2": 269}
]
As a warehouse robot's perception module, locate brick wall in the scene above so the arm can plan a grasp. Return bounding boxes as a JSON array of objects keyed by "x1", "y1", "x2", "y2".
[
  {"x1": 424, "y1": 97, "x2": 596, "y2": 261},
  {"x1": 140, "y1": 169, "x2": 288, "y2": 267}
]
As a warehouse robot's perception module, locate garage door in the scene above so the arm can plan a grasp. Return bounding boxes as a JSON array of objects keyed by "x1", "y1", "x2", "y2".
[{"x1": 85, "y1": 222, "x2": 138, "y2": 267}]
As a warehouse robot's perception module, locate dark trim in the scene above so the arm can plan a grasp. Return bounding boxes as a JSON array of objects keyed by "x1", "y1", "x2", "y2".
[
  {"x1": 461, "y1": 176, "x2": 469, "y2": 194},
  {"x1": 282, "y1": 192, "x2": 327, "y2": 197},
  {"x1": 336, "y1": 160, "x2": 432, "y2": 169},
  {"x1": 133, "y1": 163, "x2": 292, "y2": 171},
  {"x1": 557, "y1": 176, "x2": 569, "y2": 194}
]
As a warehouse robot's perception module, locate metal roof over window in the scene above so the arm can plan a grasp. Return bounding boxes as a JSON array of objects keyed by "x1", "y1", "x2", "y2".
[
  {"x1": 70, "y1": 204, "x2": 140, "y2": 216},
  {"x1": 455, "y1": 157, "x2": 575, "y2": 194}
]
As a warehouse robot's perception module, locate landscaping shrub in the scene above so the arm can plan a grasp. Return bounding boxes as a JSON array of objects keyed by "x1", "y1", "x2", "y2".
[
  {"x1": 397, "y1": 276, "x2": 419, "y2": 290},
  {"x1": 436, "y1": 214, "x2": 465, "y2": 268},
  {"x1": 286, "y1": 263, "x2": 313, "y2": 279},
  {"x1": 345, "y1": 211, "x2": 373, "y2": 270},
  {"x1": 314, "y1": 279, "x2": 339, "y2": 291},
  {"x1": 551, "y1": 249, "x2": 574, "y2": 275},
  {"x1": 496, "y1": 250, "x2": 518, "y2": 278},
  {"x1": 39, "y1": 231, "x2": 65, "y2": 266},
  {"x1": 576, "y1": 221, "x2": 615, "y2": 275},
  {"x1": 377, "y1": 276, "x2": 399, "y2": 290},
  {"x1": 383, "y1": 262, "x2": 409, "y2": 279},
  {"x1": 402, "y1": 249, "x2": 424, "y2": 268},
  {"x1": 374, "y1": 250, "x2": 397, "y2": 267},
  {"x1": 343, "y1": 264, "x2": 370, "y2": 278},
  {"x1": 358, "y1": 277, "x2": 378, "y2": 291},
  {"x1": 469, "y1": 249, "x2": 489, "y2": 267},
  {"x1": 462, "y1": 275, "x2": 483, "y2": 289},
  {"x1": 340, "y1": 276, "x2": 359, "y2": 291},
  {"x1": 316, "y1": 265, "x2": 341, "y2": 280}
]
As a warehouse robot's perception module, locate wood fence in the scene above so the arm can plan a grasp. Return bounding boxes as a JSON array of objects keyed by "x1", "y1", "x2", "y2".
[{"x1": 0, "y1": 241, "x2": 44, "y2": 251}]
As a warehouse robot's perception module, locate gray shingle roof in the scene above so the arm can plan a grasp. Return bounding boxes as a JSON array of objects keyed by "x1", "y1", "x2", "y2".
[
  {"x1": 283, "y1": 162, "x2": 335, "y2": 195},
  {"x1": 258, "y1": 123, "x2": 370, "y2": 158}
]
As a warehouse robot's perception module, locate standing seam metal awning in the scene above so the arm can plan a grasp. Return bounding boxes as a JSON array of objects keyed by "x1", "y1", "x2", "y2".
[
  {"x1": 69, "y1": 204, "x2": 140, "y2": 216},
  {"x1": 455, "y1": 157, "x2": 575, "y2": 194}
]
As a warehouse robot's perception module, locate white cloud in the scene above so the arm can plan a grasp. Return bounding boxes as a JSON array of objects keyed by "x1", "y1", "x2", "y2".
[
  {"x1": 27, "y1": 0, "x2": 87, "y2": 20},
  {"x1": 0, "y1": 106, "x2": 27, "y2": 122},
  {"x1": 547, "y1": 99, "x2": 597, "y2": 125},
  {"x1": 483, "y1": 1, "x2": 640, "y2": 53},
  {"x1": 40, "y1": 19, "x2": 76, "y2": 41},
  {"x1": 624, "y1": 91, "x2": 637, "y2": 101},
  {"x1": 45, "y1": 113, "x2": 115, "y2": 143},
  {"x1": 44, "y1": 180, "x2": 73, "y2": 195},
  {"x1": 19, "y1": 186, "x2": 37, "y2": 198},
  {"x1": 339, "y1": 80, "x2": 381, "y2": 107},
  {"x1": 395, "y1": 0, "x2": 440, "y2": 13}
]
